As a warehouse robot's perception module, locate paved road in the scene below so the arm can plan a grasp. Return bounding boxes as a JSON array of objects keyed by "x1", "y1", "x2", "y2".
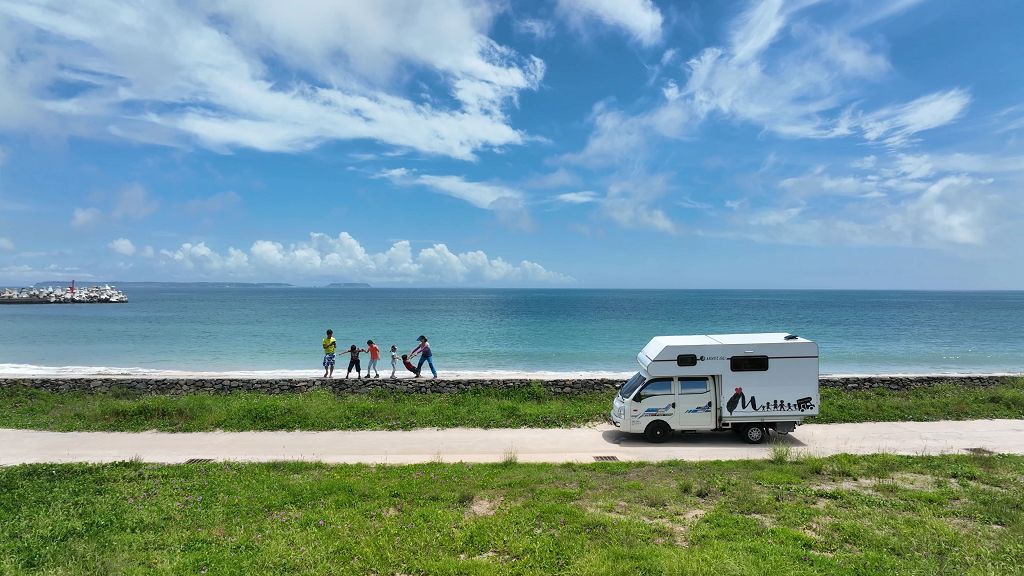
[{"x1": 1, "y1": 419, "x2": 1021, "y2": 465}]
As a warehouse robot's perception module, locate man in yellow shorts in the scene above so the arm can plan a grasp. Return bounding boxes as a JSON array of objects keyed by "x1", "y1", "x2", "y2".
[{"x1": 322, "y1": 329, "x2": 337, "y2": 378}]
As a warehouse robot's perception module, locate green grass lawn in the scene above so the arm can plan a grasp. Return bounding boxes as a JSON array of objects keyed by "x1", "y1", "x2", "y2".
[
  {"x1": 1, "y1": 454, "x2": 1022, "y2": 575},
  {"x1": 0, "y1": 378, "x2": 1022, "y2": 432}
]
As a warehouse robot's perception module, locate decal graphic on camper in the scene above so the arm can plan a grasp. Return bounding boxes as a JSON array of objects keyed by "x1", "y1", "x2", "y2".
[
  {"x1": 686, "y1": 401, "x2": 713, "y2": 413},
  {"x1": 726, "y1": 388, "x2": 816, "y2": 415},
  {"x1": 637, "y1": 404, "x2": 673, "y2": 418}
]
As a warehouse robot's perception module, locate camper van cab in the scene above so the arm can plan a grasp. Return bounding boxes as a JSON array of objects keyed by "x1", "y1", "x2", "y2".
[{"x1": 610, "y1": 333, "x2": 819, "y2": 444}]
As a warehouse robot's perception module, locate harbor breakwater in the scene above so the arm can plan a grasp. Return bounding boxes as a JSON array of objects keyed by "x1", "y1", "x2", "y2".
[
  {"x1": 1, "y1": 285, "x2": 127, "y2": 304},
  {"x1": 0, "y1": 375, "x2": 1012, "y2": 395}
]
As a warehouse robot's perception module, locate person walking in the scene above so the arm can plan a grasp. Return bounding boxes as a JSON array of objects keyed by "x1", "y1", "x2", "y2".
[
  {"x1": 389, "y1": 345, "x2": 399, "y2": 379},
  {"x1": 321, "y1": 329, "x2": 337, "y2": 378},
  {"x1": 409, "y1": 335, "x2": 437, "y2": 379},
  {"x1": 366, "y1": 340, "x2": 381, "y2": 378}
]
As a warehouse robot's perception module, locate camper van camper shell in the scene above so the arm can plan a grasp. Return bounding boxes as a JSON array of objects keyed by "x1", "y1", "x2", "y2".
[{"x1": 610, "y1": 333, "x2": 819, "y2": 443}]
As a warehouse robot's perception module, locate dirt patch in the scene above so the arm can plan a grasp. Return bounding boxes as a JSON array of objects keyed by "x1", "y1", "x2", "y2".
[
  {"x1": 748, "y1": 513, "x2": 776, "y2": 528},
  {"x1": 468, "y1": 496, "x2": 503, "y2": 517},
  {"x1": 681, "y1": 509, "x2": 705, "y2": 521},
  {"x1": 813, "y1": 473, "x2": 952, "y2": 494},
  {"x1": 890, "y1": 473, "x2": 947, "y2": 490}
]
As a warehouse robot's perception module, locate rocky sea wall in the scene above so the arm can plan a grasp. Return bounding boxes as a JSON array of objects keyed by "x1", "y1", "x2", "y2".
[{"x1": 0, "y1": 375, "x2": 1013, "y2": 395}]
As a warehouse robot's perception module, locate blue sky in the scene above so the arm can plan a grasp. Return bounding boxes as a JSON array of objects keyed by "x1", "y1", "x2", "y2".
[{"x1": 1, "y1": 0, "x2": 1022, "y2": 288}]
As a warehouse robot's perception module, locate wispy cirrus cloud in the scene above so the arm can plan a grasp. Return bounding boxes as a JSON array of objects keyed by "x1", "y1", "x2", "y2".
[{"x1": 568, "y1": 0, "x2": 968, "y2": 168}]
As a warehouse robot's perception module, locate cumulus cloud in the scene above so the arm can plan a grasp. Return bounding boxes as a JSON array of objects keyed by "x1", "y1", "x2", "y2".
[
  {"x1": 557, "y1": 0, "x2": 663, "y2": 46},
  {"x1": 70, "y1": 207, "x2": 101, "y2": 228},
  {"x1": 157, "y1": 231, "x2": 570, "y2": 284},
  {"x1": 0, "y1": 237, "x2": 13, "y2": 251},
  {"x1": 107, "y1": 237, "x2": 136, "y2": 256},
  {"x1": 0, "y1": 0, "x2": 545, "y2": 160}
]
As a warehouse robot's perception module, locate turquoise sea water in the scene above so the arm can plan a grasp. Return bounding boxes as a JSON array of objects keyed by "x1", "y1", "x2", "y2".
[{"x1": 1, "y1": 288, "x2": 1022, "y2": 375}]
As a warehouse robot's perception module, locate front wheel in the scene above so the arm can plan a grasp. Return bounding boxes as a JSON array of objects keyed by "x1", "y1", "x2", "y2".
[
  {"x1": 741, "y1": 424, "x2": 769, "y2": 444},
  {"x1": 644, "y1": 420, "x2": 672, "y2": 443}
]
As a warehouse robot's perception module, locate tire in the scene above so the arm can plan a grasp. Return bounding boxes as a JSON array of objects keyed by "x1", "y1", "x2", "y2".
[
  {"x1": 741, "y1": 424, "x2": 769, "y2": 444},
  {"x1": 644, "y1": 420, "x2": 672, "y2": 443}
]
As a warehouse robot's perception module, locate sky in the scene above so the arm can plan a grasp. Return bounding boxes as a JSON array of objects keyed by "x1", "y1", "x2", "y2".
[{"x1": 0, "y1": 0, "x2": 1022, "y2": 289}]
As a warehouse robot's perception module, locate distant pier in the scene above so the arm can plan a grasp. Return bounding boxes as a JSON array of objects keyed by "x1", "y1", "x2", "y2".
[{"x1": 0, "y1": 284, "x2": 128, "y2": 304}]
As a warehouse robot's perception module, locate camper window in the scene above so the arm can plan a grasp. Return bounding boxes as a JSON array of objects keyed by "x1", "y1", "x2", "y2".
[
  {"x1": 679, "y1": 378, "x2": 709, "y2": 394},
  {"x1": 636, "y1": 379, "x2": 673, "y2": 401},
  {"x1": 676, "y1": 354, "x2": 697, "y2": 366},
  {"x1": 731, "y1": 355, "x2": 769, "y2": 372},
  {"x1": 619, "y1": 372, "x2": 645, "y2": 399}
]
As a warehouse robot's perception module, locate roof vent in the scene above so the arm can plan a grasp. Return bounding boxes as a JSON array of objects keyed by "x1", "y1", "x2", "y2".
[{"x1": 784, "y1": 334, "x2": 798, "y2": 340}]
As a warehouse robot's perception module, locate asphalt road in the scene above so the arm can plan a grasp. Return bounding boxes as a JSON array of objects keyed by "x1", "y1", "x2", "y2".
[{"x1": 1, "y1": 419, "x2": 1021, "y2": 465}]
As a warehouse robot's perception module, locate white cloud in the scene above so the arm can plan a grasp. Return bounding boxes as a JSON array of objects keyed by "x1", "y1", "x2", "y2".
[
  {"x1": 567, "y1": 0, "x2": 966, "y2": 167},
  {"x1": 140, "y1": 245, "x2": 154, "y2": 258},
  {"x1": 0, "y1": 237, "x2": 13, "y2": 251},
  {"x1": 70, "y1": 207, "x2": 101, "y2": 228},
  {"x1": 112, "y1": 183, "x2": 158, "y2": 220},
  {"x1": 157, "y1": 231, "x2": 571, "y2": 284},
  {"x1": 557, "y1": 0, "x2": 663, "y2": 46},
  {"x1": 185, "y1": 191, "x2": 242, "y2": 214},
  {"x1": 377, "y1": 169, "x2": 529, "y2": 227},
  {"x1": 107, "y1": 237, "x2": 136, "y2": 256},
  {"x1": 514, "y1": 18, "x2": 555, "y2": 41},
  {"x1": 160, "y1": 242, "x2": 249, "y2": 271},
  {"x1": 730, "y1": 151, "x2": 1017, "y2": 248},
  {"x1": 602, "y1": 172, "x2": 675, "y2": 233},
  {"x1": 0, "y1": 0, "x2": 545, "y2": 160},
  {"x1": 556, "y1": 191, "x2": 599, "y2": 204},
  {"x1": 858, "y1": 88, "x2": 971, "y2": 147},
  {"x1": 523, "y1": 168, "x2": 581, "y2": 189}
]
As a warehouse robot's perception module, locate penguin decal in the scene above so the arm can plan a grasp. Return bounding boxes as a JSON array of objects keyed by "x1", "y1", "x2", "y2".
[{"x1": 726, "y1": 387, "x2": 743, "y2": 415}]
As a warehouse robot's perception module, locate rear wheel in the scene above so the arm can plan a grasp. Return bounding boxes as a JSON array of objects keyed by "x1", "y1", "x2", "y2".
[
  {"x1": 644, "y1": 420, "x2": 672, "y2": 443},
  {"x1": 741, "y1": 424, "x2": 768, "y2": 444}
]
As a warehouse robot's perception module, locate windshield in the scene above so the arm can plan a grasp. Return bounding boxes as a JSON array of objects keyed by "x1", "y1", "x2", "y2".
[{"x1": 618, "y1": 372, "x2": 645, "y2": 399}]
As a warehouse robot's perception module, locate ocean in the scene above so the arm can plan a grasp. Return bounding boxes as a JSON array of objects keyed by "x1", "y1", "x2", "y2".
[{"x1": 1, "y1": 288, "x2": 1022, "y2": 377}]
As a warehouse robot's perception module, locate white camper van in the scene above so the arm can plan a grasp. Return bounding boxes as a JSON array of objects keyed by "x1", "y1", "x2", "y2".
[{"x1": 610, "y1": 333, "x2": 819, "y2": 444}]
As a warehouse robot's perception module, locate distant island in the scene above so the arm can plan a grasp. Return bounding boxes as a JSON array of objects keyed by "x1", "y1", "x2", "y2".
[
  {"x1": 32, "y1": 281, "x2": 294, "y2": 288},
  {"x1": 324, "y1": 283, "x2": 372, "y2": 288}
]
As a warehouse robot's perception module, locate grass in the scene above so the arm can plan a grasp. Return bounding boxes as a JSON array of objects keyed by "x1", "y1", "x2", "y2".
[
  {"x1": 1, "y1": 454, "x2": 1022, "y2": 575},
  {"x1": 0, "y1": 378, "x2": 1022, "y2": 432},
  {"x1": 812, "y1": 379, "x2": 1024, "y2": 424}
]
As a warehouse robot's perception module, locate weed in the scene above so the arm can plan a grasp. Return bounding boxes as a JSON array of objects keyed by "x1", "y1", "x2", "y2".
[
  {"x1": 501, "y1": 448, "x2": 519, "y2": 465},
  {"x1": 769, "y1": 442, "x2": 792, "y2": 464}
]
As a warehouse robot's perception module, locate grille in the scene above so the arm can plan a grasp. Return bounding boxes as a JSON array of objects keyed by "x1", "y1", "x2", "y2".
[{"x1": 593, "y1": 456, "x2": 619, "y2": 462}]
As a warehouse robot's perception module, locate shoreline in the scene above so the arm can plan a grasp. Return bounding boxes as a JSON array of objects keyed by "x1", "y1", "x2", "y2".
[{"x1": 0, "y1": 363, "x2": 1020, "y2": 381}]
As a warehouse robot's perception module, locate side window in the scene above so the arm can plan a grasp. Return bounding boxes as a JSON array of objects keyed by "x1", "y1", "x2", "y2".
[
  {"x1": 676, "y1": 354, "x2": 697, "y2": 366},
  {"x1": 731, "y1": 355, "x2": 769, "y2": 372},
  {"x1": 635, "y1": 379, "x2": 673, "y2": 401},
  {"x1": 679, "y1": 378, "x2": 709, "y2": 394}
]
